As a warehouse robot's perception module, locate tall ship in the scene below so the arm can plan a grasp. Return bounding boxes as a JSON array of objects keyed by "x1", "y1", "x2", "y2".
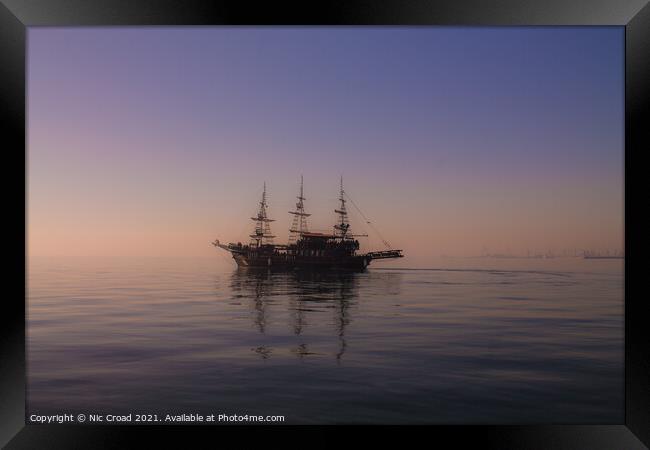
[{"x1": 213, "y1": 177, "x2": 403, "y2": 271}]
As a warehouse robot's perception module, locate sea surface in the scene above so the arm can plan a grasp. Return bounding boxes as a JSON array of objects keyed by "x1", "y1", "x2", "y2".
[{"x1": 27, "y1": 256, "x2": 624, "y2": 424}]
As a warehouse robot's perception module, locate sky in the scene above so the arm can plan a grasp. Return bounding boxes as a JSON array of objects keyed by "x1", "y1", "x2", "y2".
[{"x1": 27, "y1": 27, "x2": 624, "y2": 264}]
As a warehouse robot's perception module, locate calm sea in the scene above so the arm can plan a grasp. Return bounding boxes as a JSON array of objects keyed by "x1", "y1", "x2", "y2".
[{"x1": 27, "y1": 256, "x2": 624, "y2": 424}]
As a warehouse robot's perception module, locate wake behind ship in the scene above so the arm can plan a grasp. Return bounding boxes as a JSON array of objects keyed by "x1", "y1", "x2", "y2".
[{"x1": 213, "y1": 177, "x2": 403, "y2": 271}]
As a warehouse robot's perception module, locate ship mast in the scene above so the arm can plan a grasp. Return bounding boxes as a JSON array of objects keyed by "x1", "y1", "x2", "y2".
[
  {"x1": 250, "y1": 182, "x2": 276, "y2": 247},
  {"x1": 288, "y1": 175, "x2": 311, "y2": 244},
  {"x1": 334, "y1": 176, "x2": 351, "y2": 239}
]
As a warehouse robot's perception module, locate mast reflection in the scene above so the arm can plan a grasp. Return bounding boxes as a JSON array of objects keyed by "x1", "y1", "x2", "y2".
[{"x1": 229, "y1": 268, "x2": 384, "y2": 361}]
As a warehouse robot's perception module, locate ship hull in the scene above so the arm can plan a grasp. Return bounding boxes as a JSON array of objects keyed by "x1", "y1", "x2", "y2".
[{"x1": 230, "y1": 252, "x2": 370, "y2": 272}]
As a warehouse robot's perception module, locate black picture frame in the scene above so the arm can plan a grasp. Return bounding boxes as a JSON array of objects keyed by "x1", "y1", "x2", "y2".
[{"x1": 1, "y1": 0, "x2": 648, "y2": 447}]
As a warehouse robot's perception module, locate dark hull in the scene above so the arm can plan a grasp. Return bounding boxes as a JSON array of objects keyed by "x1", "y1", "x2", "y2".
[{"x1": 231, "y1": 252, "x2": 370, "y2": 271}]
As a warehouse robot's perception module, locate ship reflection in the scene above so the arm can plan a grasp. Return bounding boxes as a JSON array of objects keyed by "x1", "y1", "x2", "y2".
[{"x1": 228, "y1": 269, "x2": 400, "y2": 362}]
